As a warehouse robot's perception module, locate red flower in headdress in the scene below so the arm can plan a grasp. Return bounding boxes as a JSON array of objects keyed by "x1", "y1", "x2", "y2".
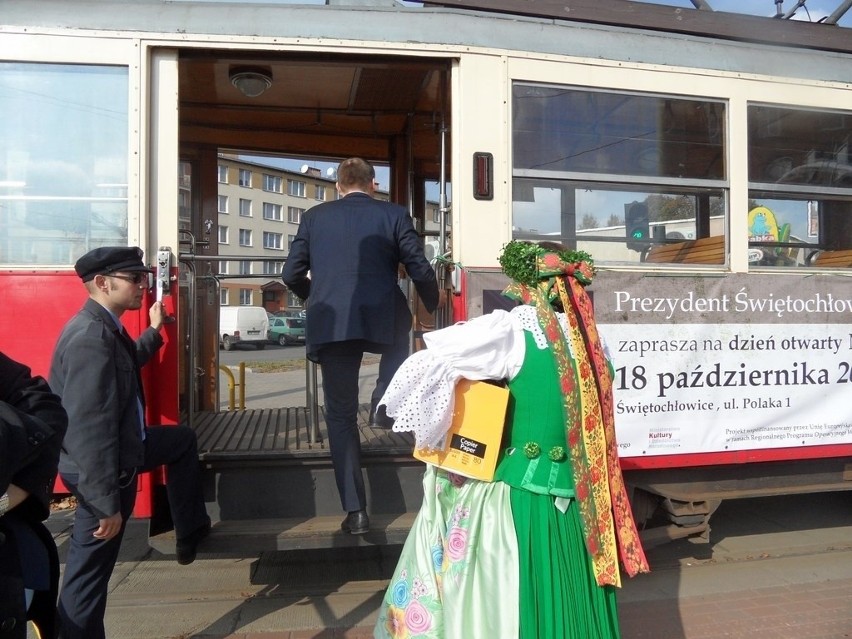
[{"x1": 542, "y1": 253, "x2": 561, "y2": 270}]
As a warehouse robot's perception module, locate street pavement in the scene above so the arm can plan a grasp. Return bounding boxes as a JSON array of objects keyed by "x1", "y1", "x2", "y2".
[{"x1": 45, "y1": 365, "x2": 852, "y2": 639}]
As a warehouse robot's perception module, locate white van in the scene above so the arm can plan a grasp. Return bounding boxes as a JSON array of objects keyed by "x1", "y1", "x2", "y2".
[{"x1": 219, "y1": 306, "x2": 269, "y2": 351}]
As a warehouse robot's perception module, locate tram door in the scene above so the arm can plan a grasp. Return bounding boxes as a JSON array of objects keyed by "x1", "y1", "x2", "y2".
[
  {"x1": 176, "y1": 152, "x2": 222, "y2": 420},
  {"x1": 171, "y1": 50, "x2": 453, "y2": 421}
]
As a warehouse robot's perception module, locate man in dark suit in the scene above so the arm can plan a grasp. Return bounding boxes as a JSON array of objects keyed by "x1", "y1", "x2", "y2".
[
  {"x1": 0, "y1": 351, "x2": 68, "y2": 639},
  {"x1": 50, "y1": 246, "x2": 210, "y2": 639},
  {"x1": 282, "y1": 158, "x2": 440, "y2": 535}
]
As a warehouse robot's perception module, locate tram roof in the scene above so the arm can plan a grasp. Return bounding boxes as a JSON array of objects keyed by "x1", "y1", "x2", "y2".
[{"x1": 427, "y1": 0, "x2": 852, "y2": 54}]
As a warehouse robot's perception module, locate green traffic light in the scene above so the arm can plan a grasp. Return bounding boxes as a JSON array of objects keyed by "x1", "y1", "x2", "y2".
[{"x1": 632, "y1": 230, "x2": 645, "y2": 239}]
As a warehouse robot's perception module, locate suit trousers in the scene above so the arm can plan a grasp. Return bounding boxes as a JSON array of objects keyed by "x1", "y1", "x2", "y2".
[
  {"x1": 58, "y1": 425, "x2": 208, "y2": 639},
  {"x1": 317, "y1": 341, "x2": 368, "y2": 513}
]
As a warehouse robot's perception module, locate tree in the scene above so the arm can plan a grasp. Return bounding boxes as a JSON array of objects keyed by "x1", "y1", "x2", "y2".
[{"x1": 579, "y1": 213, "x2": 598, "y2": 230}]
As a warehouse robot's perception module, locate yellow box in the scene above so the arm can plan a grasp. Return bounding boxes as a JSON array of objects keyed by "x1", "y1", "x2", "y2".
[{"x1": 413, "y1": 379, "x2": 509, "y2": 482}]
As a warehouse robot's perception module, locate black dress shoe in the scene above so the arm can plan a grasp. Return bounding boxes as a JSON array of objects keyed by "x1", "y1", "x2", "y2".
[
  {"x1": 372, "y1": 406, "x2": 395, "y2": 430},
  {"x1": 176, "y1": 521, "x2": 211, "y2": 565},
  {"x1": 340, "y1": 510, "x2": 369, "y2": 535}
]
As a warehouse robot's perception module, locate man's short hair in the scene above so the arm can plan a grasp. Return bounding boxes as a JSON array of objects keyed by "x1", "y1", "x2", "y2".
[{"x1": 336, "y1": 158, "x2": 375, "y2": 190}]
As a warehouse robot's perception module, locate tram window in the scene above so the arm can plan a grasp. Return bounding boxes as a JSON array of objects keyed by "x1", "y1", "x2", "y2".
[
  {"x1": 512, "y1": 179, "x2": 724, "y2": 264},
  {"x1": 0, "y1": 62, "x2": 128, "y2": 266},
  {"x1": 513, "y1": 85, "x2": 725, "y2": 181},
  {"x1": 511, "y1": 83, "x2": 727, "y2": 265},
  {"x1": 748, "y1": 105, "x2": 852, "y2": 268}
]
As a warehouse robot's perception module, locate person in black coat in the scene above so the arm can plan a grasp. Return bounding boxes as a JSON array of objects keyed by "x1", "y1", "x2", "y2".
[
  {"x1": 0, "y1": 350, "x2": 68, "y2": 639},
  {"x1": 50, "y1": 246, "x2": 210, "y2": 639},
  {"x1": 282, "y1": 157, "x2": 440, "y2": 535}
]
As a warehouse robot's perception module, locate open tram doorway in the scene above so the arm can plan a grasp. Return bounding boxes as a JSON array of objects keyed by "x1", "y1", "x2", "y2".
[{"x1": 173, "y1": 49, "x2": 453, "y2": 420}]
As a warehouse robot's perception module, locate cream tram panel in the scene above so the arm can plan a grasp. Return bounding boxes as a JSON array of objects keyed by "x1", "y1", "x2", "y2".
[{"x1": 452, "y1": 53, "x2": 511, "y2": 269}]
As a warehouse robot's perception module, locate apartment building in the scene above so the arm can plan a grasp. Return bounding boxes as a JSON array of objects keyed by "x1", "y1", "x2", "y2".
[{"x1": 213, "y1": 155, "x2": 442, "y2": 314}]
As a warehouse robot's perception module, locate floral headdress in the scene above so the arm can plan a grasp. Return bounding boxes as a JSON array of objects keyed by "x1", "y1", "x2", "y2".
[{"x1": 498, "y1": 240, "x2": 648, "y2": 586}]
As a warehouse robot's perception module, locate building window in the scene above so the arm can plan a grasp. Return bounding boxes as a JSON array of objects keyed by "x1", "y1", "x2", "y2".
[
  {"x1": 220, "y1": 261, "x2": 229, "y2": 275},
  {"x1": 218, "y1": 195, "x2": 228, "y2": 214},
  {"x1": 239, "y1": 260, "x2": 251, "y2": 275},
  {"x1": 511, "y1": 82, "x2": 727, "y2": 265},
  {"x1": 239, "y1": 288, "x2": 252, "y2": 305},
  {"x1": 239, "y1": 169, "x2": 252, "y2": 187},
  {"x1": 263, "y1": 202, "x2": 283, "y2": 221},
  {"x1": 288, "y1": 207, "x2": 304, "y2": 224},
  {"x1": 288, "y1": 179, "x2": 306, "y2": 197},
  {"x1": 315, "y1": 185, "x2": 326, "y2": 201},
  {"x1": 218, "y1": 226, "x2": 229, "y2": 244},
  {"x1": 220, "y1": 288, "x2": 229, "y2": 305},
  {"x1": 288, "y1": 234, "x2": 296, "y2": 250},
  {"x1": 287, "y1": 291, "x2": 303, "y2": 308},
  {"x1": 263, "y1": 174, "x2": 283, "y2": 193},
  {"x1": 239, "y1": 199, "x2": 252, "y2": 217},
  {"x1": 239, "y1": 229, "x2": 252, "y2": 246},
  {"x1": 263, "y1": 260, "x2": 284, "y2": 275},
  {"x1": 263, "y1": 231, "x2": 283, "y2": 250},
  {"x1": 431, "y1": 206, "x2": 440, "y2": 224},
  {"x1": 218, "y1": 165, "x2": 228, "y2": 183}
]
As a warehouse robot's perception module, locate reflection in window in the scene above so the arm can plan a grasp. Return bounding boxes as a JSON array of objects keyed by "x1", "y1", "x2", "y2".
[
  {"x1": 514, "y1": 84, "x2": 725, "y2": 180},
  {"x1": 748, "y1": 105, "x2": 852, "y2": 268},
  {"x1": 0, "y1": 63, "x2": 129, "y2": 265},
  {"x1": 513, "y1": 180, "x2": 724, "y2": 263},
  {"x1": 512, "y1": 83, "x2": 727, "y2": 265}
]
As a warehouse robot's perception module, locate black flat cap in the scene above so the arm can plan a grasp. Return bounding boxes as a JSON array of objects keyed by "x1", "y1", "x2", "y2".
[{"x1": 75, "y1": 246, "x2": 154, "y2": 282}]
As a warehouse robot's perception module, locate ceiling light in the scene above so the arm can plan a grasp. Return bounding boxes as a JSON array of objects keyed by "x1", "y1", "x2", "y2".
[{"x1": 229, "y1": 67, "x2": 273, "y2": 98}]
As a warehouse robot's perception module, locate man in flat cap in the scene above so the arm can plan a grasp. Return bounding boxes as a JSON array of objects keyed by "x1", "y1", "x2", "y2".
[{"x1": 50, "y1": 246, "x2": 210, "y2": 639}]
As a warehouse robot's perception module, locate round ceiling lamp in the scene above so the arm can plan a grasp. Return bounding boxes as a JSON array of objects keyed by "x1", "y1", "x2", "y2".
[{"x1": 229, "y1": 66, "x2": 273, "y2": 98}]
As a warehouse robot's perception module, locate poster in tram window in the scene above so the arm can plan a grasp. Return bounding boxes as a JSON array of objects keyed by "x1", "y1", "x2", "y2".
[{"x1": 593, "y1": 271, "x2": 852, "y2": 459}]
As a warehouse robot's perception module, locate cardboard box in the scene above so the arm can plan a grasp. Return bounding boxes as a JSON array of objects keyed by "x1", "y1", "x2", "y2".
[{"x1": 413, "y1": 379, "x2": 509, "y2": 481}]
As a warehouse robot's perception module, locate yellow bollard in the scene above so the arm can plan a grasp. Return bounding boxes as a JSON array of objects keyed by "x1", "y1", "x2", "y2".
[{"x1": 218, "y1": 363, "x2": 247, "y2": 410}]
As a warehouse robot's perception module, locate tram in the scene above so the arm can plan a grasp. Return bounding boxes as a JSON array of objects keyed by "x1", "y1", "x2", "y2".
[{"x1": 2, "y1": 0, "x2": 851, "y2": 550}]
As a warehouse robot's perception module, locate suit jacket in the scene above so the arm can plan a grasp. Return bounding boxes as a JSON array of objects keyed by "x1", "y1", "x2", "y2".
[
  {"x1": 49, "y1": 298, "x2": 163, "y2": 519},
  {"x1": 282, "y1": 192, "x2": 439, "y2": 357},
  {"x1": 0, "y1": 351, "x2": 67, "y2": 639}
]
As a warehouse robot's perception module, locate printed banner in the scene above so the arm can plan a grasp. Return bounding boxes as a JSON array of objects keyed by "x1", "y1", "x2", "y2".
[{"x1": 592, "y1": 271, "x2": 852, "y2": 458}]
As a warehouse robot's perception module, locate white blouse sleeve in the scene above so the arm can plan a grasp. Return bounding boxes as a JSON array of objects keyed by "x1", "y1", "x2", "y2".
[{"x1": 379, "y1": 309, "x2": 524, "y2": 448}]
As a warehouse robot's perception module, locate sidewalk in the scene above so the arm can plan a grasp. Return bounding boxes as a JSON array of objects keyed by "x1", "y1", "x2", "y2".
[
  {"x1": 47, "y1": 484, "x2": 852, "y2": 639},
  {"x1": 219, "y1": 360, "x2": 380, "y2": 410}
]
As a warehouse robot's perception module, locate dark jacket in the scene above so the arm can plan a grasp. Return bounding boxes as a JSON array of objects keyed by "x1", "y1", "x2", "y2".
[
  {"x1": 282, "y1": 192, "x2": 439, "y2": 357},
  {"x1": 0, "y1": 351, "x2": 67, "y2": 639},
  {"x1": 49, "y1": 298, "x2": 163, "y2": 519}
]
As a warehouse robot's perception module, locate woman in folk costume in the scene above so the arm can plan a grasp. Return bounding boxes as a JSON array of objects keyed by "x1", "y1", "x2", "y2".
[{"x1": 373, "y1": 241, "x2": 649, "y2": 639}]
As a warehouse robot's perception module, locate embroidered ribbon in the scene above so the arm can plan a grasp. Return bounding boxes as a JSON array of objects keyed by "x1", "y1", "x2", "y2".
[{"x1": 503, "y1": 252, "x2": 649, "y2": 586}]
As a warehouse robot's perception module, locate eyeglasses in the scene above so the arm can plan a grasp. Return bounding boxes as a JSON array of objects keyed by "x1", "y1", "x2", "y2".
[{"x1": 107, "y1": 272, "x2": 148, "y2": 285}]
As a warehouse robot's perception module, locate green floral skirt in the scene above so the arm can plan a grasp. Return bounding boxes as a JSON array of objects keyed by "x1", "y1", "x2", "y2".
[{"x1": 374, "y1": 466, "x2": 620, "y2": 639}]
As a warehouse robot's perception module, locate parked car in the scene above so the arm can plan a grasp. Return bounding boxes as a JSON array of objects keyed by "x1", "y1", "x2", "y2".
[
  {"x1": 219, "y1": 306, "x2": 269, "y2": 351},
  {"x1": 267, "y1": 316, "x2": 306, "y2": 346}
]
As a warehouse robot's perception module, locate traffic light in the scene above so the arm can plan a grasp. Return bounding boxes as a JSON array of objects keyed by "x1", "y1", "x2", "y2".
[{"x1": 625, "y1": 201, "x2": 650, "y2": 251}]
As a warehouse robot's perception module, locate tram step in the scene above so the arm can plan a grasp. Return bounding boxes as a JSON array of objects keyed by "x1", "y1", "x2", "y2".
[{"x1": 148, "y1": 512, "x2": 416, "y2": 556}]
